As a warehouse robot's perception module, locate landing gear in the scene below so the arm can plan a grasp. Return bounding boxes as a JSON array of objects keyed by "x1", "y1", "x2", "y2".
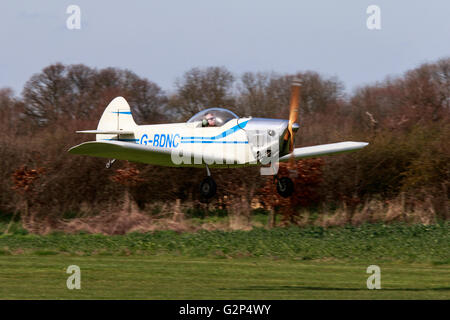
[
  {"x1": 106, "y1": 159, "x2": 116, "y2": 169},
  {"x1": 200, "y1": 176, "x2": 217, "y2": 199},
  {"x1": 275, "y1": 176, "x2": 294, "y2": 198},
  {"x1": 199, "y1": 164, "x2": 217, "y2": 199}
]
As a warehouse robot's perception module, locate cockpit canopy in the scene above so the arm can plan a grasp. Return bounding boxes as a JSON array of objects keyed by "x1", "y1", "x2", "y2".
[{"x1": 187, "y1": 108, "x2": 239, "y2": 127}]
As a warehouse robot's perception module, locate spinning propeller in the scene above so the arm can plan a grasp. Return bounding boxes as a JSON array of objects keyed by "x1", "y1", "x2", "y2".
[{"x1": 284, "y1": 78, "x2": 302, "y2": 168}]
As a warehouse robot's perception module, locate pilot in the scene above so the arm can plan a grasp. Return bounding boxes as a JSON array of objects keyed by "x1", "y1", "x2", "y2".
[{"x1": 202, "y1": 112, "x2": 216, "y2": 127}]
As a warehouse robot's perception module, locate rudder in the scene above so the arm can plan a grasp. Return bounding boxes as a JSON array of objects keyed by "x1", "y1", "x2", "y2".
[{"x1": 96, "y1": 97, "x2": 137, "y2": 141}]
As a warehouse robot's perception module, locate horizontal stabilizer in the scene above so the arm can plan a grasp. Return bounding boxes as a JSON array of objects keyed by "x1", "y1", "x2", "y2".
[
  {"x1": 279, "y1": 141, "x2": 368, "y2": 161},
  {"x1": 76, "y1": 130, "x2": 135, "y2": 135}
]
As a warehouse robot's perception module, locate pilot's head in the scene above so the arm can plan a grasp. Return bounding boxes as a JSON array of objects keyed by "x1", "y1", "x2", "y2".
[{"x1": 204, "y1": 112, "x2": 216, "y2": 127}]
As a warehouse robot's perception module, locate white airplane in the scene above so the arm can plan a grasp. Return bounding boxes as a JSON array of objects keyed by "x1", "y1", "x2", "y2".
[{"x1": 69, "y1": 80, "x2": 368, "y2": 198}]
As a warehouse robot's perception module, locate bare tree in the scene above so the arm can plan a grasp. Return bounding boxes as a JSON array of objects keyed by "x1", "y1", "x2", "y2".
[
  {"x1": 22, "y1": 63, "x2": 71, "y2": 124},
  {"x1": 0, "y1": 88, "x2": 23, "y2": 135},
  {"x1": 119, "y1": 71, "x2": 168, "y2": 124},
  {"x1": 169, "y1": 66, "x2": 235, "y2": 118},
  {"x1": 21, "y1": 63, "x2": 168, "y2": 125},
  {"x1": 237, "y1": 71, "x2": 345, "y2": 119}
]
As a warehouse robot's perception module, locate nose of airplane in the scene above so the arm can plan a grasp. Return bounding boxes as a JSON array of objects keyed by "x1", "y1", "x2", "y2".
[
  {"x1": 240, "y1": 118, "x2": 290, "y2": 154},
  {"x1": 241, "y1": 118, "x2": 289, "y2": 136}
]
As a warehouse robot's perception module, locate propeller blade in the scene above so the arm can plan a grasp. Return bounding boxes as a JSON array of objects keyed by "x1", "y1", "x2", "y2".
[
  {"x1": 284, "y1": 78, "x2": 301, "y2": 152},
  {"x1": 289, "y1": 79, "x2": 301, "y2": 127},
  {"x1": 283, "y1": 78, "x2": 301, "y2": 172}
]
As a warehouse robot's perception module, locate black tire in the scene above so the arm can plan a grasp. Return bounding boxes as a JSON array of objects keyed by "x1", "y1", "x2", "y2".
[
  {"x1": 276, "y1": 177, "x2": 294, "y2": 198},
  {"x1": 200, "y1": 177, "x2": 217, "y2": 199}
]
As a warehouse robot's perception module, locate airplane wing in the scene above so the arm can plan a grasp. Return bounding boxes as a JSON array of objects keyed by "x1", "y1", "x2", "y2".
[
  {"x1": 68, "y1": 140, "x2": 250, "y2": 168},
  {"x1": 68, "y1": 141, "x2": 175, "y2": 166},
  {"x1": 278, "y1": 141, "x2": 368, "y2": 161}
]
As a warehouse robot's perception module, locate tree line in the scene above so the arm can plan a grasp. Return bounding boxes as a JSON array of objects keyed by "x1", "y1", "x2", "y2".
[{"x1": 0, "y1": 58, "x2": 448, "y2": 223}]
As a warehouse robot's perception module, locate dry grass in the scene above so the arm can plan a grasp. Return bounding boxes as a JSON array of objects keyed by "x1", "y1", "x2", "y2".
[
  {"x1": 312, "y1": 193, "x2": 443, "y2": 228},
  {"x1": 227, "y1": 195, "x2": 253, "y2": 231},
  {"x1": 53, "y1": 196, "x2": 194, "y2": 235},
  {"x1": 17, "y1": 191, "x2": 447, "y2": 235},
  {"x1": 20, "y1": 194, "x2": 258, "y2": 235}
]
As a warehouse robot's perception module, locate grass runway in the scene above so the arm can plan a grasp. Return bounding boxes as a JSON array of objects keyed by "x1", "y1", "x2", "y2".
[
  {"x1": 0, "y1": 222, "x2": 448, "y2": 299},
  {"x1": 0, "y1": 256, "x2": 449, "y2": 299}
]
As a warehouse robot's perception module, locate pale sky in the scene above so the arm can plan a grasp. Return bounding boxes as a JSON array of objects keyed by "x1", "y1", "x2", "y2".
[{"x1": 1, "y1": 0, "x2": 449, "y2": 96}]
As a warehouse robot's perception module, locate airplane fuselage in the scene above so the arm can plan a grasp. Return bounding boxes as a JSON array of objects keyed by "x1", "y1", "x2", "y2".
[{"x1": 96, "y1": 117, "x2": 290, "y2": 168}]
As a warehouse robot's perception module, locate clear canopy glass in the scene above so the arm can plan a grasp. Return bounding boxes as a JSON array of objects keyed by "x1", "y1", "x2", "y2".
[{"x1": 186, "y1": 108, "x2": 239, "y2": 127}]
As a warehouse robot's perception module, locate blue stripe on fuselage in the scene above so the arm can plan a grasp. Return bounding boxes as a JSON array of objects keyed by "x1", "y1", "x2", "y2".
[
  {"x1": 180, "y1": 141, "x2": 248, "y2": 144},
  {"x1": 181, "y1": 120, "x2": 249, "y2": 141}
]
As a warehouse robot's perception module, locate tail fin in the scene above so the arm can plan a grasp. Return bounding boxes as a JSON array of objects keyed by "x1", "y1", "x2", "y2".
[{"x1": 96, "y1": 97, "x2": 137, "y2": 141}]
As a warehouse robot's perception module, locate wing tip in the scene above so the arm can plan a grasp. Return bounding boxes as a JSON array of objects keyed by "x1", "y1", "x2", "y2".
[
  {"x1": 342, "y1": 141, "x2": 369, "y2": 148},
  {"x1": 354, "y1": 141, "x2": 369, "y2": 148},
  {"x1": 67, "y1": 144, "x2": 83, "y2": 154},
  {"x1": 67, "y1": 141, "x2": 97, "y2": 154}
]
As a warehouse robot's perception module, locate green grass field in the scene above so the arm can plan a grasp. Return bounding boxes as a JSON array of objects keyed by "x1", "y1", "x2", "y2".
[
  {"x1": 0, "y1": 256, "x2": 448, "y2": 299},
  {"x1": 0, "y1": 223, "x2": 448, "y2": 299}
]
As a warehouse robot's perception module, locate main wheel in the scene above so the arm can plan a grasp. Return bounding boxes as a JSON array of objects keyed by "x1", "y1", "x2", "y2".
[
  {"x1": 276, "y1": 177, "x2": 294, "y2": 198},
  {"x1": 200, "y1": 177, "x2": 217, "y2": 199}
]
